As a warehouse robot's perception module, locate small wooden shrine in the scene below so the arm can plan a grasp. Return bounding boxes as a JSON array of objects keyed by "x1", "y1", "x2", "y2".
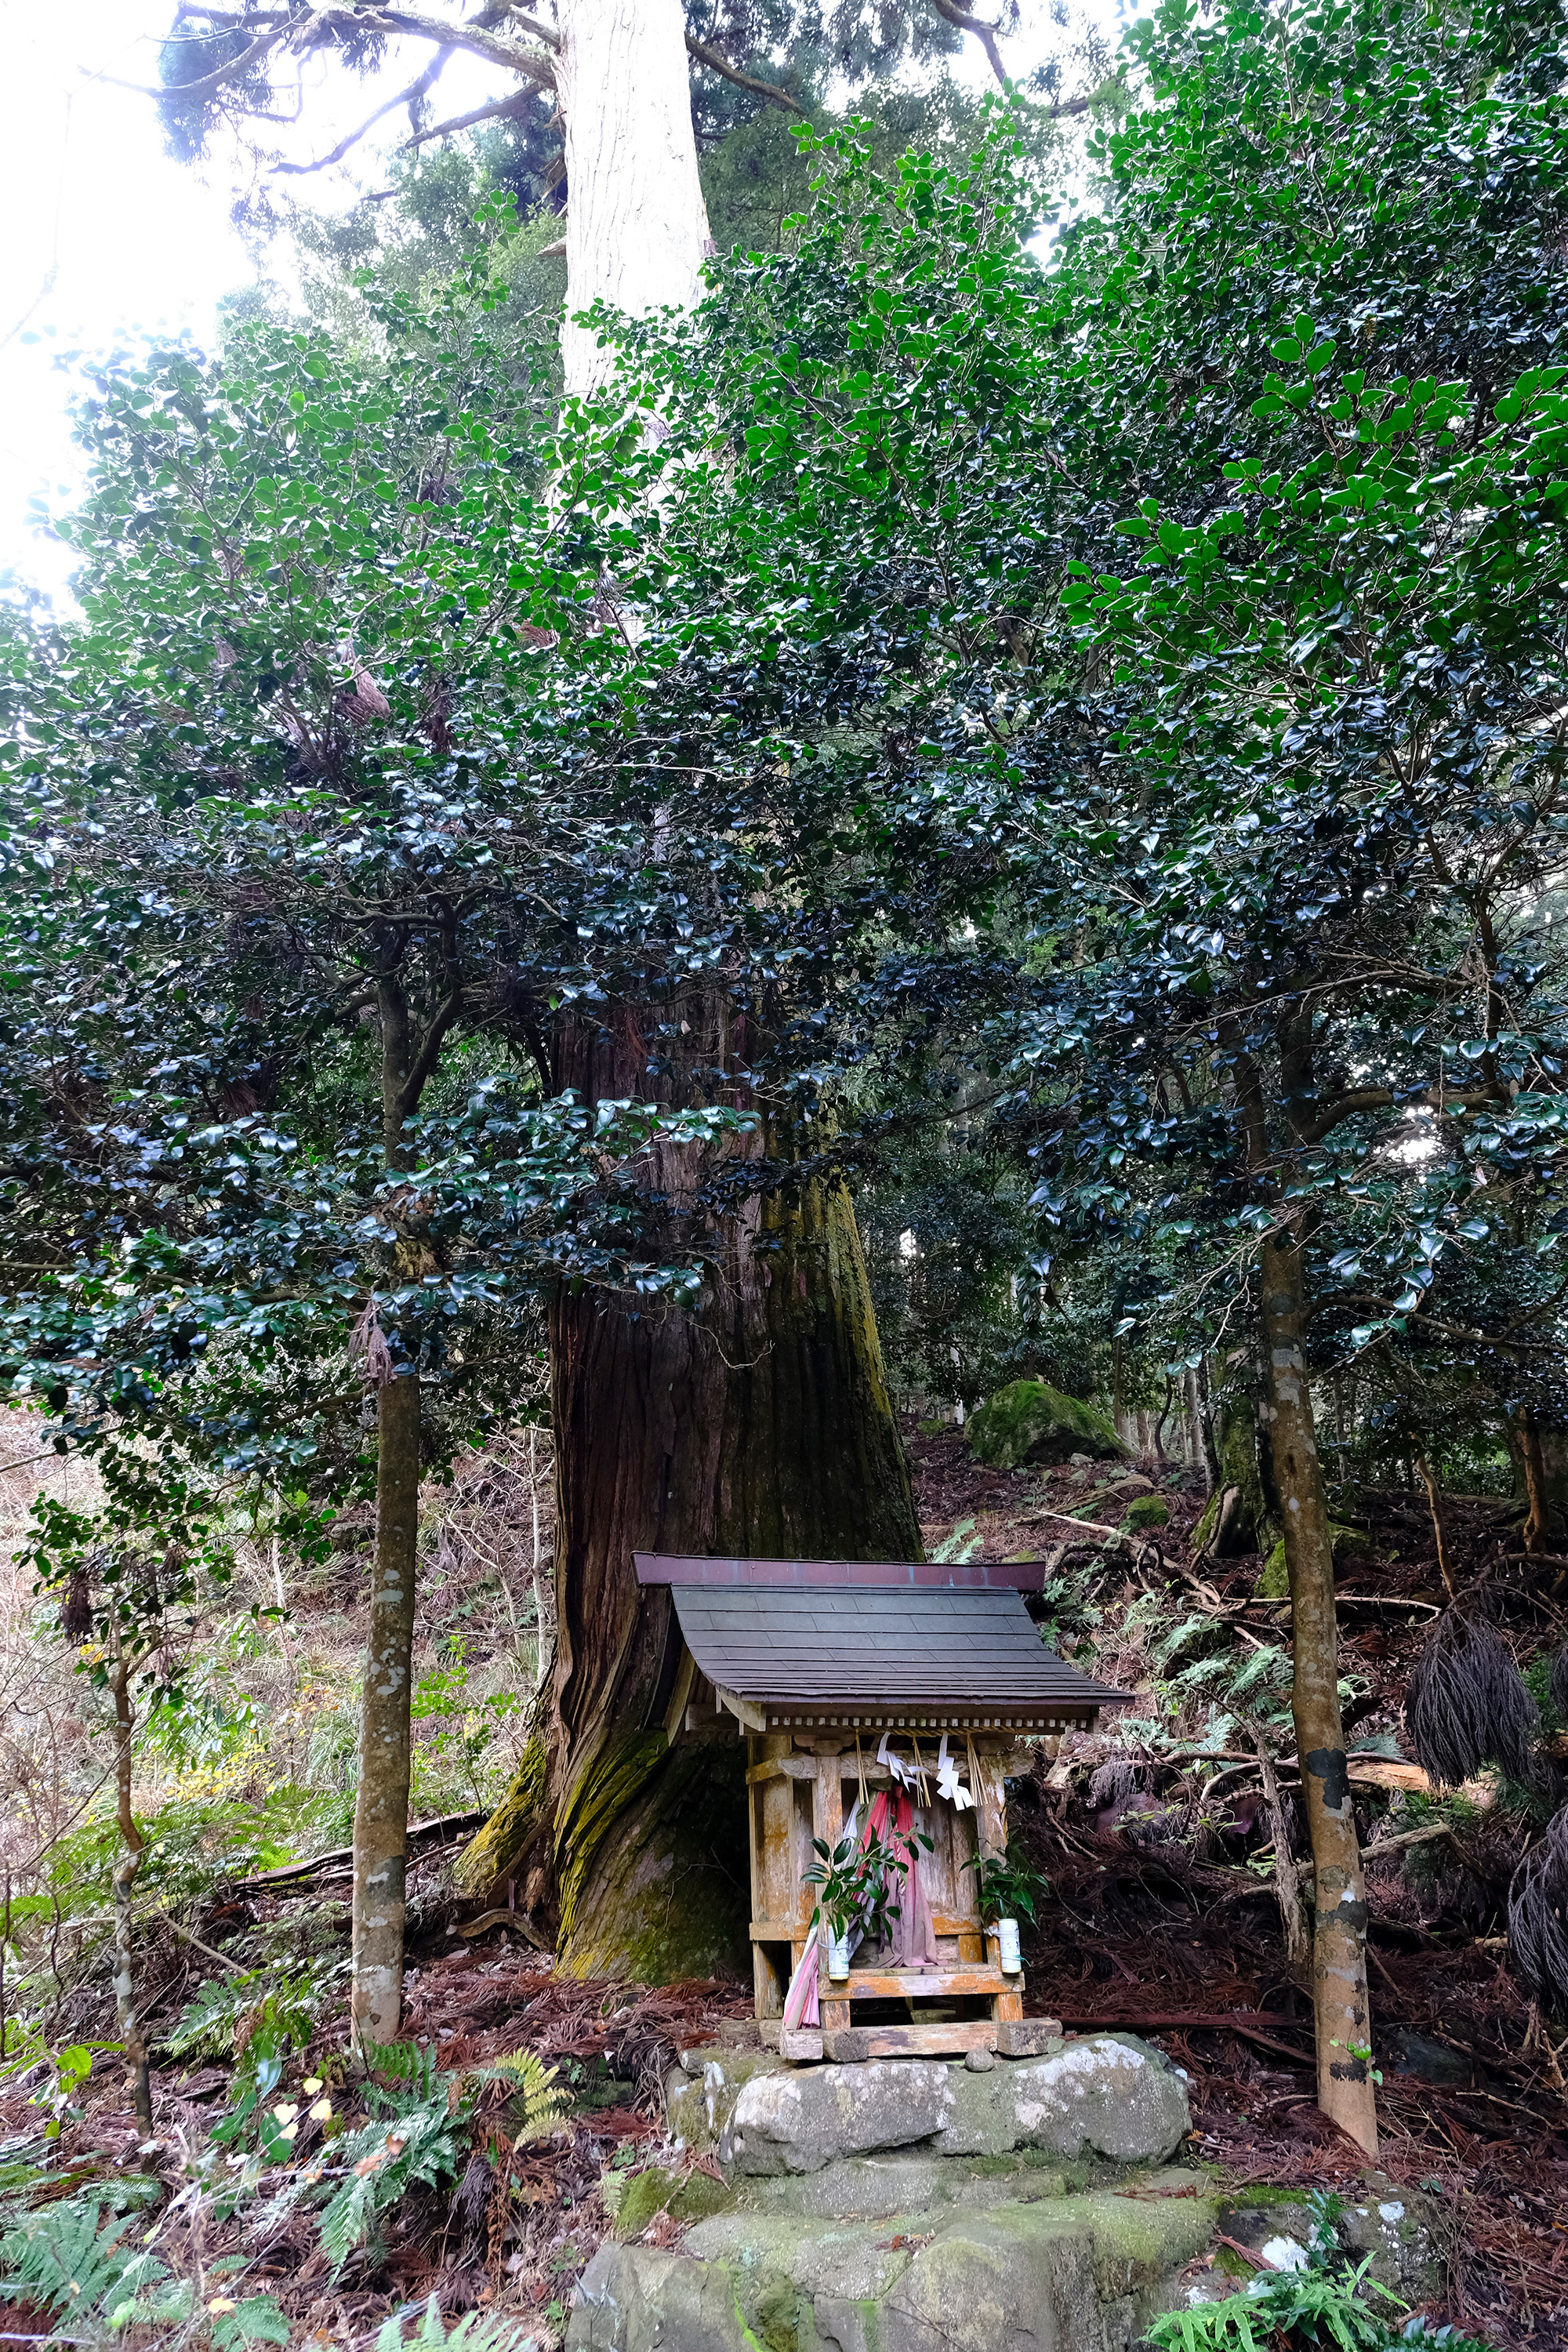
[{"x1": 635, "y1": 1553, "x2": 1127, "y2": 2065}]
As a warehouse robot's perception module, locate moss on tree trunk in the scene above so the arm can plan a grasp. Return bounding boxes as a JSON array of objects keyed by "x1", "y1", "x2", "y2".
[{"x1": 458, "y1": 1006, "x2": 920, "y2": 1976}]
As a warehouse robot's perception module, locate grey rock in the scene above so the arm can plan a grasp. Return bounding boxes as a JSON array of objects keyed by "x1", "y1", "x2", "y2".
[
  {"x1": 964, "y1": 2046, "x2": 996, "y2": 2072},
  {"x1": 732, "y1": 2150, "x2": 1071, "y2": 2221},
  {"x1": 1382, "y1": 2027, "x2": 1470, "y2": 2085},
  {"x1": 568, "y1": 2177, "x2": 1220, "y2": 2352},
  {"x1": 1338, "y1": 2180, "x2": 1445, "y2": 2302},
  {"x1": 729, "y1": 2059, "x2": 954, "y2": 2174},
  {"x1": 568, "y1": 2241, "x2": 750, "y2": 2351},
  {"x1": 665, "y1": 2047, "x2": 789, "y2": 2153},
  {"x1": 725, "y1": 2034, "x2": 1189, "y2": 2176},
  {"x1": 936, "y1": 2034, "x2": 1190, "y2": 2165}
]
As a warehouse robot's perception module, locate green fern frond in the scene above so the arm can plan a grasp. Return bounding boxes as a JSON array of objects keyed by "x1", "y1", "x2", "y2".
[
  {"x1": 376, "y1": 2298, "x2": 547, "y2": 2349},
  {"x1": 360, "y1": 2039, "x2": 443, "y2": 2097},
  {"x1": 317, "y1": 2101, "x2": 466, "y2": 2273},
  {"x1": 1150, "y1": 1613, "x2": 1214, "y2": 1669},
  {"x1": 0, "y1": 2200, "x2": 138, "y2": 2318},
  {"x1": 1229, "y1": 1644, "x2": 1287, "y2": 1698},
  {"x1": 1171, "y1": 1651, "x2": 1236, "y2": 1691},
  {"x1": 475, "y1": 2048, "x2": 568, "y2": 2135},
  {"x1": 164, "y1": 1970, "x2": 267, "y2": 2060}
]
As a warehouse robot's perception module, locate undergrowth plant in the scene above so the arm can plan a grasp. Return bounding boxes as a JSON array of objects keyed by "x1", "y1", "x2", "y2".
[
  {"x1": 374, "y1": 2299, "x2": 547, "y2": 2349},
  {"x1": 1144, "y1": 2194, "x2": 1494, "y2": 2352},
  {"x1": 312, "y1": 2041, "x2": 566, "y2": 2274}
]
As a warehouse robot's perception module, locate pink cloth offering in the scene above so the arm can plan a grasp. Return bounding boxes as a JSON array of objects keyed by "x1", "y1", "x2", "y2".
[
  {"x1": 868, "y1": 1788, "x2": 939, "y2": 1972},
  {"x1": 782, "y1": 1783, "x2": 942, "y2": 2029}
]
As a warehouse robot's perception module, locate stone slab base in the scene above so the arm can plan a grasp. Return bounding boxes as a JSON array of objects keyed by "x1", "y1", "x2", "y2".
[
  {"x1": 996, "y1": 2017, "x2": 1063, "y2": 2057},
  {"x1": 568, "y1": 2172, "x2": 1221, "y2": 2351}
]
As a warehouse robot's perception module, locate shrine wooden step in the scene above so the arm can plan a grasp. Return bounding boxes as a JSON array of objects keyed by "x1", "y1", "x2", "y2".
[
  {"x1": 817, "y1": 1965, "x2": 1011, "y2": 2002},
  {"x1": 824, "y1": 2020, "x2": 998, "y2": 2062}
]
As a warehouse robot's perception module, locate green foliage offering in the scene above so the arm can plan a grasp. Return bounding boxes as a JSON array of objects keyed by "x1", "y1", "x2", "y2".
[
  {"x1": 804, "y1": 1823, "x2": 930, "y2": 1946},
  {"x1": 964, "y1": 1843, "x2": 1046, "y2": 1929}
]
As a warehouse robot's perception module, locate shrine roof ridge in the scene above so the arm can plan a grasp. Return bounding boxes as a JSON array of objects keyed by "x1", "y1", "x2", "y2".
[{"x1": 636, "y1": 1552, "x2": 1069, "y2": 1592}]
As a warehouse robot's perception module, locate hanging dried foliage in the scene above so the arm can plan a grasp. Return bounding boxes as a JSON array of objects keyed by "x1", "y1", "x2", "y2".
[
  {"x1": 60, "y1": 1563, "x2": 92, "y2": 1646},
  {"x1": 1508, "y1": 1808, "x2": 1568, "y2": 2005},
  {"x1": 1550, "y1": 1642, "x2": 1568, "y2": 1731},
  {"x1": 1088, "y1": 1757, "x2": 1143, "y2": 1813},
  {"x1": 1403, "y1": 1611, "x2": 1540, "y2": 1788}
]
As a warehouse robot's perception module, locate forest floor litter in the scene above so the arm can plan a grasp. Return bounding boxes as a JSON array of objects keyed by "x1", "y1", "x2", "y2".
[{"x1": 2, "y1": 1428, "x2": 1565, "y2": 2345}]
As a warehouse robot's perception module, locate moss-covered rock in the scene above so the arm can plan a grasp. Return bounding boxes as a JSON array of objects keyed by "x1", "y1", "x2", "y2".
[
  {"x1": 1260, "y1": 1522, "x2": 1371, "y2": 1599},
  {"x1": 966, "y1": 1381, "x2": 1127, "y2": 1472},
  {"x1": 613, "y1": 2161, "x2": 735, "y2": 2241},
  {"x1": 666, "y1": 2049, "x2": 790, "y2": 2151},
  {"x1": 568, "y1": 2171, "x2": 1223, "y2": 2350},
  {"x1": 1123, "y1": 1494, "x2": 1170, "y2": 1530}
]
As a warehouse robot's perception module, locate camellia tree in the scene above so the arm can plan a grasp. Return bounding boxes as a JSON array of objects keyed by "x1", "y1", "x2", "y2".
[
  {"x1": 0, "y1": 263, "x2": 761, "y2": 2034},
  {"x1": 943, "y1": 0, "x2": 1568, "y2": 2153},
  {"x1": 584, "y1": 0, "x2": 1568, "y2": 2152},
  {"x1": 0, "y1": 194, "x2": 940, "y2": 2025}
]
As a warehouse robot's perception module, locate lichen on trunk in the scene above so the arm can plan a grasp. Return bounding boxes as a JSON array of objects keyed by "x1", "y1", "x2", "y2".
[{"x1": 1259, "y1": 1229, "x2": 1379, "y2": 2159}]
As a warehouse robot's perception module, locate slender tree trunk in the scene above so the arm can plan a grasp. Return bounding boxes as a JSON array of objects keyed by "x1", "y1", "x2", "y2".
[
  {"x1": 1416, "y1": 1451, "x2": 1459, "y2": 1602},
  {"x1": 110, "y1": 1639, "x2": 152, "y2": 2135},
  {"x1": 1516, "y1": 1407, "x2": 1552, "y2": 1555},
  {"x1": 1258, "y1": 1230, "x2": 1378, "y2": 2158},
  {"x1": 350, "y1": 1371, "x2": 422, "y2": 2044},
  {"x1": 348, "y1": 977, "x2": 436, "y2": 2043},
  {"x1": 557, "y1": 0, "x2": 713, "y2": 397}
]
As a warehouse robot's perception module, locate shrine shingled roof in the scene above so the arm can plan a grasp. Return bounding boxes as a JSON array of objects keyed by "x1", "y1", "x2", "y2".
[{"x1": 635, "y1": 1554, "x2": 1127, "y2": 1730}]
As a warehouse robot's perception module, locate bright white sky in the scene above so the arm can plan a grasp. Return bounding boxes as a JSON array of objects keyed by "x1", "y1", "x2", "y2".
[{"x1": 0, "y1": 2, "x2": 1138, "y2": 604}]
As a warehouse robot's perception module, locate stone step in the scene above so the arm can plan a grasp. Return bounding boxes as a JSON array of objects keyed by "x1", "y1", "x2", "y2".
[{"x1": 568, "y1": 2176, "x2": 1222, "y2": 2351}]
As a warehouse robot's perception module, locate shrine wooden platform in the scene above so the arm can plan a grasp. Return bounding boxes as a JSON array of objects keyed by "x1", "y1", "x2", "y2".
[{"x1": 633, "y1": 1551, "x2": 1128, "y2": 2067}]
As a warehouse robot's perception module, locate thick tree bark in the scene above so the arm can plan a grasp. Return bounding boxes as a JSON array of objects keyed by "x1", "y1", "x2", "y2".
[
  {"x1": 1259, "y1": 1229, "x2": 1378, "y2": 2158},
  {"x1": 458, "y1": 1013, "x2": 920, "y2": 1974},
  {"x1": 110, "y1": 1639, "x2": 152, "y2": 2135},
  {"x1": 458, "y1": 10, "x2": 918, "y2": 1976},
  {"x1": 557, "y1": 0, "x2": 713, "y2": 396}
]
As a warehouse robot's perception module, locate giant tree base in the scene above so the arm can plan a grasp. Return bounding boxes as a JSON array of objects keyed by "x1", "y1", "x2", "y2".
[{"x1": 557, "y1": 1723, "x2": 750, "y2": 1982}]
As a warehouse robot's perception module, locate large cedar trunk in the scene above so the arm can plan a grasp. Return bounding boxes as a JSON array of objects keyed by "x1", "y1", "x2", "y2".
[
  {"x1": 459, "y1": 9, "x2": 919, "y2": 1976},
  {"x1": 557, "y1": 0, "x2": 713, "y2": 397},
  {"x1": 458, "y1": 1007, "x2": 921, "y2": 1973}
]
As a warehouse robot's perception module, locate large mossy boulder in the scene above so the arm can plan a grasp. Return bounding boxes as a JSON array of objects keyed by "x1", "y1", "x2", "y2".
[{"x1": 966, "y1": 1381, "x2": 1127, "y2": 1472}]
